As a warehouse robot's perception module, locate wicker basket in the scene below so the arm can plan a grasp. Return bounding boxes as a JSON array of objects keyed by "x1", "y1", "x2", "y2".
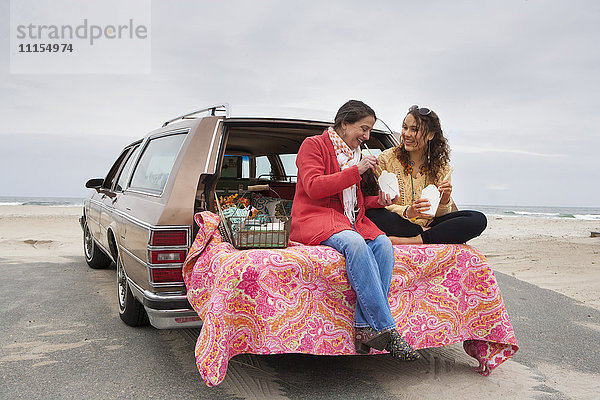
[{"x1": 215, "y1": 192, "x2": 290, "y2": 249}]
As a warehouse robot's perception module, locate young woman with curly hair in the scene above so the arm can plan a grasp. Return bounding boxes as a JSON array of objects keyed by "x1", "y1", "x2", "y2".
[{"x1": 366, "y1": 105, "x2": 487, "y2": 245}]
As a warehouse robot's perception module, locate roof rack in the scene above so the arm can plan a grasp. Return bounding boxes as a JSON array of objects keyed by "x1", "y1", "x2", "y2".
[{"x1": 162, "y1": 103, "x2": 230, "y2": 127}]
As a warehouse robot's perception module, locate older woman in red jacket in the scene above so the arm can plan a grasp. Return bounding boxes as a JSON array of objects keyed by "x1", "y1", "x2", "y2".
[{"x1": 290, "y1": 100, "x2": 419, "y2": 360}]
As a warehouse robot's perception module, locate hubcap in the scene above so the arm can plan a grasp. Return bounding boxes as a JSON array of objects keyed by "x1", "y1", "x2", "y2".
[
  {"x1": 117, "y1": 259, "x2": 127, "y2": 310},
  {"x1": 84, "y1": 225, "x2": 94, "y2": 260}
]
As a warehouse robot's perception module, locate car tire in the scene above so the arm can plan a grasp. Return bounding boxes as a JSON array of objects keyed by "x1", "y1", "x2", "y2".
[
  {"x1": 117, "y1": 256, "x2": 149, "y2": 326},
  {"x1": 83, "y1": 222, "x2": 112, "y2": 269}
]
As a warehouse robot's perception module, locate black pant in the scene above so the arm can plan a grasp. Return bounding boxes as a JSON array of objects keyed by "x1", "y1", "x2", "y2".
[{"x1": 365, "y1": 208, "x2": 487, "y2": 244}]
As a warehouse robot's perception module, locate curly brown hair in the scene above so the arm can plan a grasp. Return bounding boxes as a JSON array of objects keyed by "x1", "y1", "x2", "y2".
[{"x1": 393, "y1": 107, "x2": 451, "y2": 181}]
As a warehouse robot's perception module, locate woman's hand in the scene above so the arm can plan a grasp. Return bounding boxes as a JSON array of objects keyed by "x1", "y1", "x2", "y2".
[
  {"x1": 406, "y1": 198, "x2": 432, "y2": 219},
  {"x1": 377, "y1": 191, "x2": 398, "y2": 206},
  {"x1": 438, "y1": 180, "x2": 453, "y2": 205},
  {"x1": 357, "y1": 155, "x2": 377, "y2": 175}
]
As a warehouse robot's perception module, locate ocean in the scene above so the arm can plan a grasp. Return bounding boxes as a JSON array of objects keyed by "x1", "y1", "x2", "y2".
[
  {"x1": 0, "y1": 196, "x2": 598, "y2": 221},
  {"x1": 0, "y1": 196, "x2": 84, "y2": 207},
  {"x1": 459, "y1": 205, "x2": 600, "y2": 221}
]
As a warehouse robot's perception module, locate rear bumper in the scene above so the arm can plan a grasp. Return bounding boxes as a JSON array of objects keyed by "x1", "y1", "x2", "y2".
[
  {"x1": 145, "y1": 308, "x2": 203, "y2": 329},
  {"x1": 128, "y1": 279, "x2": 203, "y2": 329},
  {"x1": 142, "y1": 290, "x2": 191, "y2": 310}
]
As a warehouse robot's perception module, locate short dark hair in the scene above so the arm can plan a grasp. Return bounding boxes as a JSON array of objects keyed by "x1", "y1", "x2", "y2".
[{"x1": 333, "y1": 100, "x2": 376, "y2": 132}]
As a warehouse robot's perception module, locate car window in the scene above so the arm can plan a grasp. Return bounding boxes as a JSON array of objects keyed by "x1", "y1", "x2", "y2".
[
  {"x1": 242, "y1": 156, "x2": 249, "y2": 178},
  {"x1": 279, "y1": 154, "x2": 297, "y2": 182},
  {"x1": 220, "y1": 155, "x2": 243, "y2": 178},
  {"x1": 255, "y1": 156, "x2": 272, "y2": 179},
  {"x1": 114, "y1": 145, "x2": 140, "y2": 192},
  {"x1": 361, "y1": 147, "x2": 382, "y2": 158},
  {"x1": 253, "y1": 155, "x2": 297, "y2": 181},
  {"x1": 102, "y1": 148, "x2": 131, "y2": 190},
  {"x1": 129, "y1": 133, "x2": 187, "y2": 195}
]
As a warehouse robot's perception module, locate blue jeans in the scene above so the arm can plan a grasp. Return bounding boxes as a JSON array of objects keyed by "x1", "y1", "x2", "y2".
[{"x1": 321, "y1": 230, "x2": 397, "y2": 331}]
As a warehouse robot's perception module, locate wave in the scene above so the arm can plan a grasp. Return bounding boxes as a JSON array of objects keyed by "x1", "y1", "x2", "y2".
[
  {"x1": 574, "y1": 214, "x2": 600, "y2": 220},
  {"x1": 495, "y1": 209, "x2": 600, "y2": 221},
  {"x1": 503, "y1": 210, "x2": 562, "y2": 217},
  {"x1": 0, "y1": 197, "x2": 84, "y2": 207},
  {"x1": 558, "y1": 213, "x2": 575, "y2": 219},
  {"x1": 22, "y1": 201, "x2": 82, "y2": 206}
]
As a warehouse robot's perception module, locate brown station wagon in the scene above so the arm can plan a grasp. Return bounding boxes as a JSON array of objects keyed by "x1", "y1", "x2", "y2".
[{"x1": 81, "y1": 104, "x2": 399, "y2": 329}]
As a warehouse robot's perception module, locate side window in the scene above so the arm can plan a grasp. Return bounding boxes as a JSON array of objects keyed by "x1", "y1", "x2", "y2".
[
  {"x1": 114, "y1": 145, "x2": 140, "y2": 192},
  {"x1": 255, "y1": 156, "x2": 272, "y2": 179},
  {"x1": 102, "y1": 148, "x2": 130, "y2": 190},
  {"x1": 242, "y1": 156, "x2": 249, "y2": 178},
  {"x1": 362, "y1": 148, "x2": 382, "y2": 158},
  {"x1": 254, "y1": 155, "x2": 297, "y2": 181},
  {"x1": 220, "y1": 155, "x2": 243, "y2": 178},
  {"x1": 279, "y1": 154, "x2": 298, "y2": 183},
  {"x1": 129, "y1": 133, "x2": 187, "y2": 195}
]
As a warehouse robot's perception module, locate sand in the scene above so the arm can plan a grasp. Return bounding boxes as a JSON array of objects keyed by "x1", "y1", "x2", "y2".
[
  {"x1": 470, "y1": 215, "x2": 600, "y2": 310},
  {"x1": 1, "y1": 205, "x2": 599, "y2": 399},
  {"x1": 0, "y1": 205, "x2": 83, "y2": 264}
]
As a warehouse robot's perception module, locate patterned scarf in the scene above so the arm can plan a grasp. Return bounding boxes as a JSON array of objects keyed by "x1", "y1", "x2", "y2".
[{"x1": 328, "y1": 127, "x2": 361, "y2": 224}]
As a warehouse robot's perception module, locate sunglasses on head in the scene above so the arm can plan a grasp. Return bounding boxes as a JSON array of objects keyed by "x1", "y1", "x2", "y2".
[{"x1": 408, "y1": 105, "x2": 432, "y2": 116}]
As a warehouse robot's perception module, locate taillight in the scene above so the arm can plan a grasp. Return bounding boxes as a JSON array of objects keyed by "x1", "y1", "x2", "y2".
[
  {"x1": 147, "y1": 228, "x2": 189, "y2": 286},
  {"x1": 149, "y1": 250, "x2": 187, "y2": 264},
  {"x1": 150, "y1": 230, "x2": 187, "y2": 246},
  {"x1": 151, "y1": 268, "x2": 183, "y2": 283}
]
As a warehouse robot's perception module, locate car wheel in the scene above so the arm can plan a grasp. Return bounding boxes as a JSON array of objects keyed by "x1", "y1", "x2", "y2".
[
  {"x1": 83, "y1": 222, "x2": 112, "y2": 269},
  {"x1": 117, "y1": 256, "x2": 149, "y2": 326}
]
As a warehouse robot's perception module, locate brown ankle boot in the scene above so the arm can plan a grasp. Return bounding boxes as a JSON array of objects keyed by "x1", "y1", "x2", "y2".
[{"x1": 354, "y1": 327, "x2": 391, "y2": 354}]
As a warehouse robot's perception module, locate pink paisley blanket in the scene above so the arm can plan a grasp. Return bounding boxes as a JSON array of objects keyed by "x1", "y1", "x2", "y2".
[{"x1": 183, "y1": 211, "x2": 519, "y2": 387}]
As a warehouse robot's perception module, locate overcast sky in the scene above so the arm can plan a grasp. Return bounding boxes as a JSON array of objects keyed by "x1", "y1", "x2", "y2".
[{"x1": 1, "y1": 0, "x2": 599, "y2": 207}]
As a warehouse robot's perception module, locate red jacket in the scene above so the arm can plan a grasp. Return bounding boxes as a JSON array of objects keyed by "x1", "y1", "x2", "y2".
[{"x1": 290, "y1": 130, "x2": 384, "y2": 245}]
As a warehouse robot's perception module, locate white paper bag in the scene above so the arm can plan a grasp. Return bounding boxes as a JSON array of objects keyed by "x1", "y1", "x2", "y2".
[
  {"x1": 420, "y1": 184, "x2": 441, "y2": 217},
  {"x1": 378, "y1": 170, "x2": 400, "y2": 199}
]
